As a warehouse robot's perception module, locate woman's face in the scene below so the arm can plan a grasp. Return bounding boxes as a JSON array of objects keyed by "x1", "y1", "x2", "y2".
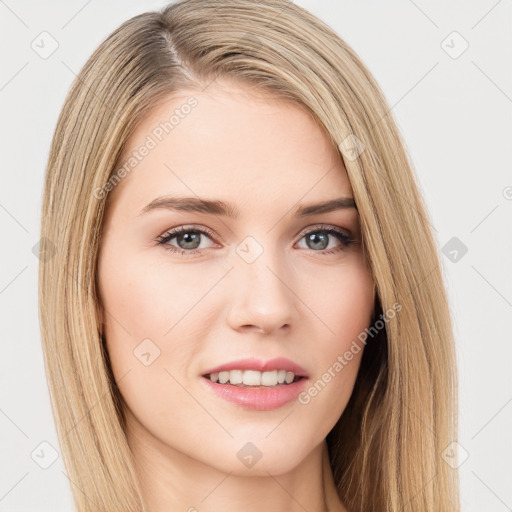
[{"x1": 97, "y1": 80, "x2": 375, "y2": 476}]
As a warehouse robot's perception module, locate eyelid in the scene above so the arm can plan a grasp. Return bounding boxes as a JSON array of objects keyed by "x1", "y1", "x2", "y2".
[
  {"x1": 157, "y1": 223, "x2": 353, "y2": 242},
  {"x1": 296, "y1": 223, "x2": 353, "y2": 239},
  {"x1": 155, "y1": 223, "x2": 356, "y2": 255}
]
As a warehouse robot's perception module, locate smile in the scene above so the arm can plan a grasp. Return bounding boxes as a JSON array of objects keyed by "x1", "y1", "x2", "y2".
[
  {"x1": 200, "y1": 372, "x2": 308, "y2": 411},
  {"x1": 206, "y1": 369, "x2": 299, "y2": 387}
]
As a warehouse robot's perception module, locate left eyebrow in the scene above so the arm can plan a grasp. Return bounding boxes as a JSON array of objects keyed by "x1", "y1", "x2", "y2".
[
  {"x1": 137, "y1": 195, "x2": 357, "y2": 218},
  {"x1": 295, "y1": 197, "x2": 357, "y2": 216}
]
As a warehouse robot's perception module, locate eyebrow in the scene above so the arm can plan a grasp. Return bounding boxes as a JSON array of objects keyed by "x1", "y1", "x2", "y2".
[{"x1": 138, "y1": 195, "x2": 357, "y2": 218}]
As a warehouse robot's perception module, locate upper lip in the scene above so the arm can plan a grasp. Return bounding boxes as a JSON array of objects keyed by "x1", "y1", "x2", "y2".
[{"x1": 202, "y1": 357, "x2": 308, "y2": 378}]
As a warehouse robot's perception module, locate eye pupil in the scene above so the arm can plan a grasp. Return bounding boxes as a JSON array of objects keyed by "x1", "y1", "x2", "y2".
[
  {"x1": 178, "y1": 232, "x2": 201, "y2": 249},
  {"x1": 307, "y1": 232, "x2": 329, "y2": 250}
]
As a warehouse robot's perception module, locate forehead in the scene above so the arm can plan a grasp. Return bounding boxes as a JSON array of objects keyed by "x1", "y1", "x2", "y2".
[{"x1": 107, "y1": 81, "x2": 353, "y2": 216}]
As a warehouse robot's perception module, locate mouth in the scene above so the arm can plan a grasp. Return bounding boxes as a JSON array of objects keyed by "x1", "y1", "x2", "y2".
[
  {"x1": 203, "y1": 369, "x2": 305, "y2": 388},
  {"x1": 199, "y1": 357, "x2": 309, "y2": 410},
  {"x1": 200, "y1": 370, "x2": 309, "y2": 411}
]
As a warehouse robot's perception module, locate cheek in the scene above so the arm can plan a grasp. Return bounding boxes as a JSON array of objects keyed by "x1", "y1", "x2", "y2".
[
  {"x1": 97, "y1": 246, "x2": 226, "y2": 408},
  {"x1": 327, "y1": 265, "x2": 374, "y2": 343},
  {"x1": 302, "y1": 257, "x2": 375, "y2": 349},
  {"x1": 98, "y1": 242, "x2": 224, "y2": 347},
  {"x1": 98, "y1": 251, "x2": 221, "y2": 447},
  {"x1": 295, "y1": 259, "x2": 374, "y2": 419}
]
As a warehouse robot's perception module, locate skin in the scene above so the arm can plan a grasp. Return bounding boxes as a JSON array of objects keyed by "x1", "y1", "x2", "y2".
[{"x1": 97, "y1": 79, "x2": 375, "y2": 512}]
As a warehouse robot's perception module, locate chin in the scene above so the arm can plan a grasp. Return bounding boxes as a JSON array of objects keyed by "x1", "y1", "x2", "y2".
[{"x1": 200, "y1": 434, "x2": 314, "y2": 476}]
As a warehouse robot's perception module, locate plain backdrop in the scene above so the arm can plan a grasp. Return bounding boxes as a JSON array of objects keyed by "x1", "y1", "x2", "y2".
[{"x1": 1, "y1": 1, "x2": 511, "y2": 510}]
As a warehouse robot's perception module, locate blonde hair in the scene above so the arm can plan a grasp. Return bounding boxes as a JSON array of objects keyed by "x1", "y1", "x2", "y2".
[{"x1": 38, "y1": 0, "x2": 460, "y2": 510}]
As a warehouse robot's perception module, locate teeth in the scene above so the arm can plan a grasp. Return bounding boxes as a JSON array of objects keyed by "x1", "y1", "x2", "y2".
[
  {"x1": 208, "y1": 369, "x2": 298, "y2": 386},
  {"x1": 261, "y1": 370, "x2": 277, "y2": 386},
  {"x1": 229, "y1": 369, "x2": 243, "y2": 385},
  {"x1": 243, "y1": 370, "x2": 261, "y2": 386}
]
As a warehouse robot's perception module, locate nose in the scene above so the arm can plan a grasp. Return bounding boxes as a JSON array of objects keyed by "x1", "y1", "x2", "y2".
[{"x1": 226, "y1": 245, "x2": 299, "y2": 335}]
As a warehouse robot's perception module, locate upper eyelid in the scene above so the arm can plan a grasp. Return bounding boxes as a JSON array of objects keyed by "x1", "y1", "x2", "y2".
[{"x1": 158, "y1": 223, "x2": 354, "y2": 244}]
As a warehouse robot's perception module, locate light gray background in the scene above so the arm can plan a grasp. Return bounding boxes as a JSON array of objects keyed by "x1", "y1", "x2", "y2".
[{"x1": 1, "y1": 1, "x2": 511, "y2": 510}]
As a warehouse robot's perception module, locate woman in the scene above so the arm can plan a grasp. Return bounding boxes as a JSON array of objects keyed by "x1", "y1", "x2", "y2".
[{"x1": 38, "y1": 0, "x2": 460, "y2": 510}]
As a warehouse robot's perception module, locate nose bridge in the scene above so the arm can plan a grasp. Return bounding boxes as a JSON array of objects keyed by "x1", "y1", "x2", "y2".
[{"x1": 227, "y1": 235, "x2": 298, "y2": 333}]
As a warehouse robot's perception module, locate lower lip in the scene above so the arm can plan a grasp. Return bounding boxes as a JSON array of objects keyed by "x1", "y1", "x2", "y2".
[{"x1": 200, "y1": 376, "x2": 308, "y2": 411}]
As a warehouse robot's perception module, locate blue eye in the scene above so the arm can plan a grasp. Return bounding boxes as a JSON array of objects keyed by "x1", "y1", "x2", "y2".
[
  {"x1": 296, "y1": 226, "x2": 354, "y2": 254},
  {"x1": 156, "y1": 226, "x2": 216, "y2": 256},
  {"x1": 156, "y1": 224, "x2": 356, "y2": 257}
]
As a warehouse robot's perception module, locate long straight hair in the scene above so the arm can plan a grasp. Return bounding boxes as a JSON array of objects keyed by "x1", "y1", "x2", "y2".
[{"x1": 38, "y1": 1, "x2": 460, "y2": 510}]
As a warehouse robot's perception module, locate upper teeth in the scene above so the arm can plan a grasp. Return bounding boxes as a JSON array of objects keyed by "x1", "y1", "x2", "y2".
[{"x1": 209, "y1": 370, "x2": 297, "y2": 386}]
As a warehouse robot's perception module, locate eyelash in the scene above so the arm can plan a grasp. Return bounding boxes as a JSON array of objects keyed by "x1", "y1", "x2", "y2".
[{"x1": 155, "y1": 224, "x2": 356, "y2": 257}]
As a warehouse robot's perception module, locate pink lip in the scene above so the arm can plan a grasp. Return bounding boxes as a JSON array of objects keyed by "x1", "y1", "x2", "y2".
[
  {"x1": 200, "y1": 357, "x2": 309, "y2": 411},
  {"x1": 200, "y1": 376, "x2": 308, "y2": 411},
  {"x1": 202, "y1": 357, "x2": 308, "y2": 377}
]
